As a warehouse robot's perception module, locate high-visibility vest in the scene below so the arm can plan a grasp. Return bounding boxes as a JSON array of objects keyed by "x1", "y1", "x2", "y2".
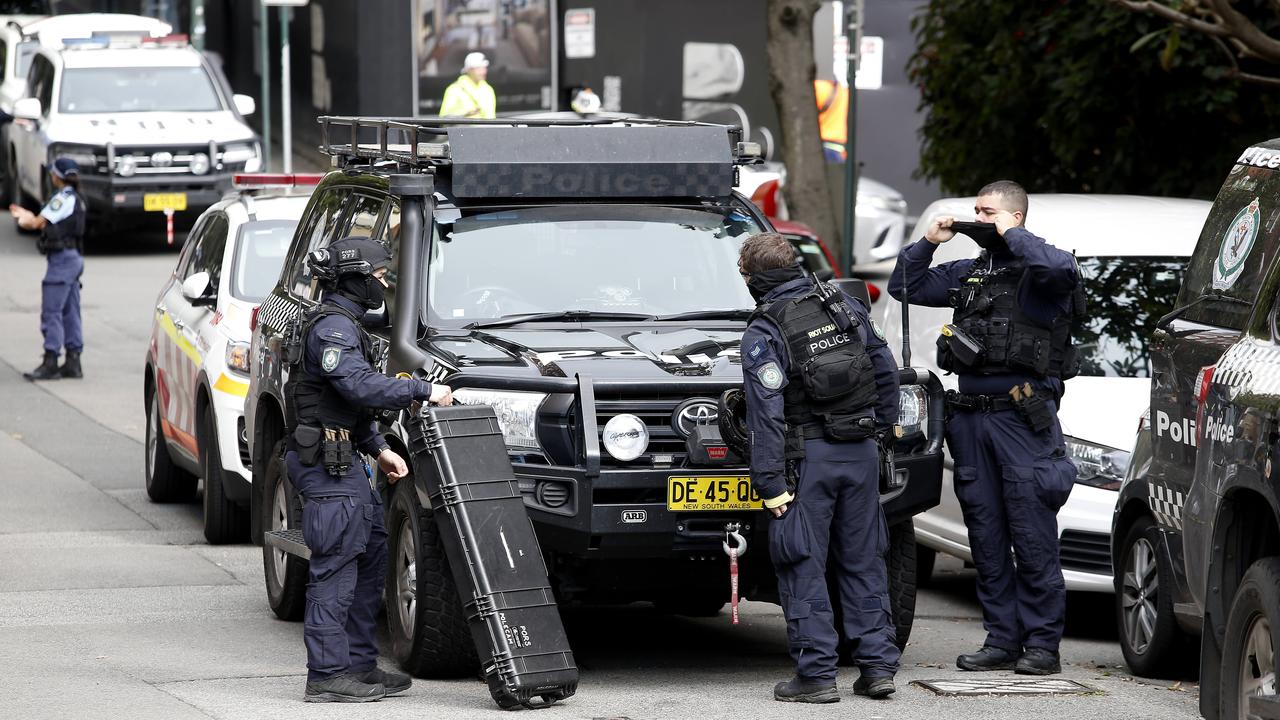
[{"x1": 440, "y1": 75, "x2": 496, "y2": 119}]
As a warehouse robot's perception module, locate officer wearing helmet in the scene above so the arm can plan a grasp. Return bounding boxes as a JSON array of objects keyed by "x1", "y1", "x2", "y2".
[
  {"x1": 738, "y1": 232, "x2": 901, "y2": 703},
  {"x1": 285, "y1": 236, "x2": 452, "y2": 703}
]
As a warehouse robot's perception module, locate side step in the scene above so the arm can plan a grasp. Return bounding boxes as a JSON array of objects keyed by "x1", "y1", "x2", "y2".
[{"x1": 264, "y1": 528, "x2": 311, "y2": 560}]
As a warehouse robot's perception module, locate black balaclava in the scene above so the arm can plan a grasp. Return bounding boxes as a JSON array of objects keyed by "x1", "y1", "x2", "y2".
[
  {"x1": 951, "y1": 221, "x2": 1011, "y2": 256},
  {"x1": 328, "y1": 236, "x2": 392, "y2": 310},
  {"x1": 747, "y1": 264, "x2": 806, "y2": 303}
]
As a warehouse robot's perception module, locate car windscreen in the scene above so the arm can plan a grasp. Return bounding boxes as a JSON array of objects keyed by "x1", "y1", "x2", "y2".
[
  {"x1": 58, "y1": 66, "x2": 222, "y2": 113},
  {"x1": 231, "y1": 220, "x2": 296, "y2": 302},
  {"x1": 425, "y1": 204, "x2": 761, "y2": 324},
  {"x1": 1075, "y1": 256, "x2": 1185, "y2": 378}
]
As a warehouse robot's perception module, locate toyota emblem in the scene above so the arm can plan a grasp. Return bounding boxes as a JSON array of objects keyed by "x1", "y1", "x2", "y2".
[{"x1": 672, "y1": 398, "x2": 719, "y2": 438}]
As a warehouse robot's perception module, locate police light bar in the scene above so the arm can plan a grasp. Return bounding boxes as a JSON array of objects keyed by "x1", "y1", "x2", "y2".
[
  {"x1": 233, "y1": 173, "x2": 324, "y2": 188},
  {"x1": 141, "y1": 33, "x2": 189, "y2": 46}
]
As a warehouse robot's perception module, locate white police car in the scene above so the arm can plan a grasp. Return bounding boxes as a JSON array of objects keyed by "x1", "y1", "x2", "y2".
[
  {"x1": 144, "y1": 174, "x2": 319, "y2": 544},
  {"x1": 8, "y1": 25, "x2": 261, "y2": 233},
  {"x1": 881, "y1": 194, "x2": 1210, "y2": 592}
]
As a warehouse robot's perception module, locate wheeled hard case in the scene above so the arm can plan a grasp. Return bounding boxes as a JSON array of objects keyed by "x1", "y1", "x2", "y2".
[{"x1": 408, "y1": 404, "x2": 578, "y2": 710}]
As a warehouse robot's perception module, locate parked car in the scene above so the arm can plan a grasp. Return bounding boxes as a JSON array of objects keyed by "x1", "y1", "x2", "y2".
[
  {"x1": 881, "y1": 194, "x2": 1211, "y2": 592},
  {"x1": 8, "y1": 23, "x2": 261, "y2": 234},
  {"x1": 143, "y1": 173, "x2": 319, "y2": 544}
]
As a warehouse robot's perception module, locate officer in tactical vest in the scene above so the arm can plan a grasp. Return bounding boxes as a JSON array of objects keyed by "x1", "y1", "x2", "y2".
[
  {"x1": 11, "y1": 157, "x2": 87, "y2": 380},
  {"x1": 888, "y1": 181, "x2": 1080, "y2": 676},
  {"x1": 739, "y1": 232, "x2": 901, "y2": 703},
  {"x1": 285, "y1": 236, "x2": 452, "y2": 702}
]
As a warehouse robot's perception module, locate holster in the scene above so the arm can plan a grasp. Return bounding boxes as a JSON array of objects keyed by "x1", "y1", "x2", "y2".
[
  {"x1": 292, "y1": 425, "x2": 323, "y2": 467},
  {"x1": 878, "y1": 435, "x2": 896, "y2": 494},
  {"x1": 939, "y1": 323, "x2": 986, "y2": 368},
  {"x1": 1012, "y1": 391, "x2": 1054, "y2": 434}
]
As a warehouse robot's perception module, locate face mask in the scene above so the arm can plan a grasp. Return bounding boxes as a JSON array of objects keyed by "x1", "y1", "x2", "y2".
[
  {"x1": 951, "y1": 221, "x2": 1009, "y2": 255},
  {"x1": 337, "y1": 274, "x2": 386, "y2": 310},
  {"x1": 746, "y1": 266, "x2": 806, "y2": 302}
]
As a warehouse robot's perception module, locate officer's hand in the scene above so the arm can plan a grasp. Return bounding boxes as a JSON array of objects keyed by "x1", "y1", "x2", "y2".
[
  {"x1": 992, "y1": 210, "x2": 1019, "y2": 236},
  {"x1": 925, "y1": 215, "x2": 956, "y2": 244},
  {"x1": 378, "y1": 448, "x2": 409, "y2": 483},
  {"x1": 769, "y1": 503, "x2": 788, "y2": 518},
  {"x1": 8, "y1": 203, "x2": 28, "y2": 219},
  {"x1": 429, "y1": 383, "x2": 454, "y2": 406}
]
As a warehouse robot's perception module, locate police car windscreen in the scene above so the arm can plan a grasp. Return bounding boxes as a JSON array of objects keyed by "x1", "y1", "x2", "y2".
[
  {"x1": 1074, "y1": 256, "x2": 1184, "y2": 378},
  {"x1": 426, "y1": 205, "x2": 760, "y2": 324},
  {"x1": 231, "y1": 221, "x2": 295, "y2": 303},
  {"x1": 58, "y1": 67, "x2": 222, "y2": 113}
]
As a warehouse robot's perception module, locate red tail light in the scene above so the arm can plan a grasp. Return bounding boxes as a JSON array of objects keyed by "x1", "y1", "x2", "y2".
[{"x1": 250, "y1": 305, "x2": 260, "y2": 332}]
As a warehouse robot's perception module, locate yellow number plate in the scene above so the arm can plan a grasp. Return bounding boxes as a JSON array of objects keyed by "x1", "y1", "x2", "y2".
[
  {"x1": 143, "y1": 192, "x2": 188, "y2": 212},
  {"x1": 667, "y1": 476, "x2": 760, "y2": 512}
]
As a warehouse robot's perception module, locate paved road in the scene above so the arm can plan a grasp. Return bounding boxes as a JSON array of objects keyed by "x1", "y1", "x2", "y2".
[{"x1": 0, "y1": 224, "x2": 1201, "y2": 719}]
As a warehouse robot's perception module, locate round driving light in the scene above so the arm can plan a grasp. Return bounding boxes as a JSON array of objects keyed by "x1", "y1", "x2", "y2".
[
  {"x1": 116, "y1": 156, "x2": 137, "y2": 177},
  {"x1": 189, "y1": 152, "x2": 210, "y2": 175},
  {"x1": 603, "y1": 414, "x2": 648, "y2": 462}
]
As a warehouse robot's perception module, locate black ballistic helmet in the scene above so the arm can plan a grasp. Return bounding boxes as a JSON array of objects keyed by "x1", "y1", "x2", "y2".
[{"x1": 308, "y1": 236, "x2": 393, "y2": 309}]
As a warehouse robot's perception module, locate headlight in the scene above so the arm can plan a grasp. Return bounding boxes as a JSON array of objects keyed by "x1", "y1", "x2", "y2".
[
  {"x1": 50, "y1": 146, "x2": 98, "y2": 172},
  {"x1": 451, "y1": 389, "x2": 544, "y2": 450},
  {"x1": 189, "y1": 152, "x2": 210, "y2": 175},
  {"x1": 223, "y1": 142, "x2": 260, "y2": 170},
  {"x1": 602, "y1": 414, "x2": 648, "y2": 461},
  {"x1": 225, "y1": 341, "x2": 251, "y2": 374},
  {"x1": 116, "y1": 155, "x2": 137, "y2": 178},
  {"x1": 857, "y1": 193, "x2": 908, "y2": 215},
  {"x1": 1064, "y1": 436, "x2": 1129, "y2": 490},
  {"x1": 898, "y1": 385, "x2": 928, "y2": 438}
]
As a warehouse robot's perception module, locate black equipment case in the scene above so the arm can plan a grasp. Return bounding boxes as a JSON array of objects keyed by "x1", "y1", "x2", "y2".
[{"x1": 408, "y1": 405, "x2": 579, "y2": 709}]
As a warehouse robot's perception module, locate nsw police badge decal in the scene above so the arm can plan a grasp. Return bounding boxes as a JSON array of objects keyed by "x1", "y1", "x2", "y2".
[
  {"x1": 757, "y1": 362, "x2": 783, "y2": 389},
  {"x1": 321, "y1": 347, "x2": 341, "y2": 372}
]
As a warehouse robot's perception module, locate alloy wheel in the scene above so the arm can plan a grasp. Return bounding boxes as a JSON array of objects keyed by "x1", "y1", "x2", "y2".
[
  {"x1": 270, "y1": 477, "x2": 289, "y2": 585},
  {"x1": 1239, "y1": 614, "x2": 1276, "y2": 720},
  {"x1": 1121, "y1": 536, "x2": 1159, "y2": 655},
  {"x1": 396, "y1": 521, "x2": 418, "y2": 642}
]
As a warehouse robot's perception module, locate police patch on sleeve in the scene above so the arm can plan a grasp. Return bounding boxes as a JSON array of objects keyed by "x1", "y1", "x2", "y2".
[
  {"x1": 321, "y1": 347, "x2": 342, "y2": 372},
  {"x1": 872, "y1": 320, "x2": 886, "y2": 340},
  {"x1": 747, "y1": 340, "x2": 765, "y2": 360},
  {"x1": 757, "y1": 361, "x2": 783, "y2": 389}
]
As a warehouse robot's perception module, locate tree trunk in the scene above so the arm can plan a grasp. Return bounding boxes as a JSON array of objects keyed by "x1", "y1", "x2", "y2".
[{"x1": 765, "y1": 0, "x2": 841, "y2": 266}]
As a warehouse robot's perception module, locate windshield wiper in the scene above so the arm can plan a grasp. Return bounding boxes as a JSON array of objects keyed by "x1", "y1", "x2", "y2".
[
  {"x1": 1156, "y1": 292, "x2": 1252, "y2": 329},
  {"x1": 653, "y1": 309, "x2": 754, "y2": 321},
  {"x1": 465, "y1": 310, "x2": 656, "y2": 330}
]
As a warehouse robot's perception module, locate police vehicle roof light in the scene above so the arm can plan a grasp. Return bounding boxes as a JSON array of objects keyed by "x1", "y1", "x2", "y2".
[
  {"x1": 141, "y1": 33, "x2": 189, "y2": 46},
  {"x1": 735, "y1": 141, "x2": 764, "y2": 164},
  {"x1": 233, "y1": 173, "x2": 324, "y2": 188},
  {"x1": 61, "y1": 36, "x2": 111, "y2": 50},
  {"x1": 415, "y1": 142, "x2": 450, "y2": 160}
]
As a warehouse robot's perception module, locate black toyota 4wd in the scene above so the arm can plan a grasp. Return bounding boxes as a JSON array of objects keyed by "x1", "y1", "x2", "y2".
[
  {"x1": 1114, "y1": 139, "x2": 1280, "y2": 718},
  {"x1": 245, "y1": 116, "x2": 943, "y2": 677}
]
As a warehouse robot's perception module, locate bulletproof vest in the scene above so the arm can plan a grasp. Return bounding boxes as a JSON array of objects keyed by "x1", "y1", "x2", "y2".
[
  {"x1": 284, "y1": 304, "x2": 380, "y2": 433},
  {"x1": 940, "y1": 255, "x2": 1084, "y2": 379},
  {"x1": 757, "y1": 283, "x2": 878, "y2": 441},
  {"x1": 37, "y1": 190, "x2": 86, "y2": 254}
]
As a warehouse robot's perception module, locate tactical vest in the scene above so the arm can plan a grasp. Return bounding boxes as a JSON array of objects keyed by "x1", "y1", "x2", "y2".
[
  {"x1": 284, "y1": 304, "x2": 380, "y2": 433},
  {"x1": 37, "y1": 190, "x2": 86, "y2": 255},
  {"x1": 939, "y1": 256, "x2": 1084, "y2": 379},
  {"x1": 757, "y1": 283, "x2": 879, "y2": 442}
]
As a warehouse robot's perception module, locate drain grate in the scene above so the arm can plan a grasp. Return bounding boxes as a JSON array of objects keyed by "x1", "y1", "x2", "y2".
[{"x1": 913, "y1": 678, "x2": 1098, "y2": 696}]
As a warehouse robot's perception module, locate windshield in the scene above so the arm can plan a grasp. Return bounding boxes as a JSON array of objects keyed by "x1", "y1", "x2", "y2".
[
  {"x1": 58, "y1": 67, "x2": 222, "y2": 113},
  {"x1": 231, "y1": 220, "x2": 295, "y2": 302},
  {"x1": 1074, "y1": 256, "x2": 1185, "y2": 378},
  {"x1": 425, "y1": 204, "x2": 761, "y2": 324}
]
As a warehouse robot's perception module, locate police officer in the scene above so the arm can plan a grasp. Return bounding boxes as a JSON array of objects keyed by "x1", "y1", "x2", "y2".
[
  {"x1": 286, "y1": 236, "x2": 452, "y2": 702},
  {"x1": 11, "y1": 157, "x2": 86, "y2": 381},
  {"x1": 887, "y1": 181, "x2": 1080, "y2": 675},
  {"x1": 739, "y1": 232, "x2": 901, "y2": 703}
]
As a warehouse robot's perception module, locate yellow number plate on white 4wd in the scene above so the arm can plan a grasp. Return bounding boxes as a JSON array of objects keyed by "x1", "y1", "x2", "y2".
[
  {"x1": 143, "y1": 192, "x2": 187, "y2": 212},
  {"x1": 668, "y1": 476, "x2": 761, "y2": 511}
]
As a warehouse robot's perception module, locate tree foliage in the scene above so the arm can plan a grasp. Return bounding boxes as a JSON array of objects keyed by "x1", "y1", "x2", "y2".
[{"x1": 908, "y1": 0, "x2": 1280, "y2": 199}]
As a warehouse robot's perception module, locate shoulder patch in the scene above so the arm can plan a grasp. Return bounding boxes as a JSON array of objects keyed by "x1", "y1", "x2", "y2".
[
  {"x1": 49, "y1": 198, "x2": 62, "y2": 211},
  {"x1": 321, "y1": 347, "x2": 342, "y2": 372},
  {"x1": 757, "y1": 361, "x2": 783, "y2": 390},
  {"x1": 747, "y1": 339, "x2": 765, "y2": 360},
  {"x1": 872, "y1": 320, "x2": 886, "y2": 340}
]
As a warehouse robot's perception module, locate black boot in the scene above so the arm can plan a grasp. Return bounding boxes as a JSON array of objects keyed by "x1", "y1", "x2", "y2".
[
  {"x1": 956, "y1": 645, "x2": 1018, "y2": 671},
  {"x1": 852, "y1": 674, "x2": 896, "y2": 699},
  {"x1": 23, "y1": 351, "x2": 60, "y2": 381},
  {"x1": 60, "y1": 351, "x2": 82, "y2": 379},
  {"x1": 352, "y1": 667, "x2": 412, "y2": 696},
  {"x1": 303, "y1": 673, "x2": 385, "y2": 703},
  {"x1": 1015, "y1": 647, "x2": 1062, "y2": 675},
  {"x1": 773, "y1": 676, "x2": 840, "y2": 703}
]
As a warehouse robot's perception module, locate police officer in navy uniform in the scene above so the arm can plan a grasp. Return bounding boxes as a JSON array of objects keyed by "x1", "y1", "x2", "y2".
[
  {"x1": 739, "y1": 232, "x2": 901, "y2": 703},
  {"x1": 11, "y1": 157, "x2": 86, "y2": 381},
  {"x1": 285, "y1": 236, "x2": 452, "y2": 702},
  {"x1": 888, "y1": 181, "x2": 1080, "y2": 675}
]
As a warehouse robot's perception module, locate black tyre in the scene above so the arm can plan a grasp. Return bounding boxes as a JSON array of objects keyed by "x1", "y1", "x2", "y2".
[
  {"x1": 144, "y1": 384, "x2": 197, "y2": 503},
  {"x1": 200, "y1": 403, "x2": 248, "y2": 544},
  {"x1": 386, "y1": 477, "x2": 478, "y2": 678},
  {"x1": 1220, "y1": 557, "x2": 1280, "y2": 720},
  {"x1": 917, "y1": 544, "x2": 937, "y2": 588},
  {"x1": 1115, "y1": 516, "x2": 1195, "y2": 677},
  {"x1": 261, "y1": 440, "x2": 307, "y2": 620},
  {"x1": 887, "y1": 521, "x2": 918, "y2": 651}
]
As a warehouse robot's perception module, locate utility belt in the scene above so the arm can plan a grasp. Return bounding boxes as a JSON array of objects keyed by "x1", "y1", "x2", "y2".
[
  {"x1": 292, "y1": 424, "x2": 356, "y2": 476},
  {"x1": 945, "y1": 383, "x2": 1056, "y2": 434}
]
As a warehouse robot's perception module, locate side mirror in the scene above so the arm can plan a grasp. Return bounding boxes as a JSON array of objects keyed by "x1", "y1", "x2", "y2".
[
  {"x1": 829, "y1": 278, "x2": 872, "y2": 308},
  {"x1": 361, "y1": 301, "x2": 388, "y2": 329},
  {"x1": 233, "y1": 94, "x2": 256, "y2": 116},
  {"x1": 13, "y1": 97, "x2": 40, "y2": 121},
  {"x1": 181, "y1": 271, "x2": 215, "y2": 306}
]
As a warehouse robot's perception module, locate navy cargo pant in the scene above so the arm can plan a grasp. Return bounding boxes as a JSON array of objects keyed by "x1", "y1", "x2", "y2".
[
  {"x1": 770, "y1": 438, "x2": 900, "y2": 681},
  {"x1": 946, "y1": 405, "x2": 1076, "y2": 653},
  {"x1": 287, "y1": 452, "x2": 388, "y2": 682},
  {"x1": 42, "y1": 249, "x2": 83, "y2": 354}
]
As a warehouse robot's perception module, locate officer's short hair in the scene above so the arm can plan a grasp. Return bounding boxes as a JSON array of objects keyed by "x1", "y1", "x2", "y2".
[
  {"x1": 739, "y1": 232, "x2": 796, "y2": 274},
  {"x1": 978, "y1": 180, "x2": 1029, "y2": 219}
]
